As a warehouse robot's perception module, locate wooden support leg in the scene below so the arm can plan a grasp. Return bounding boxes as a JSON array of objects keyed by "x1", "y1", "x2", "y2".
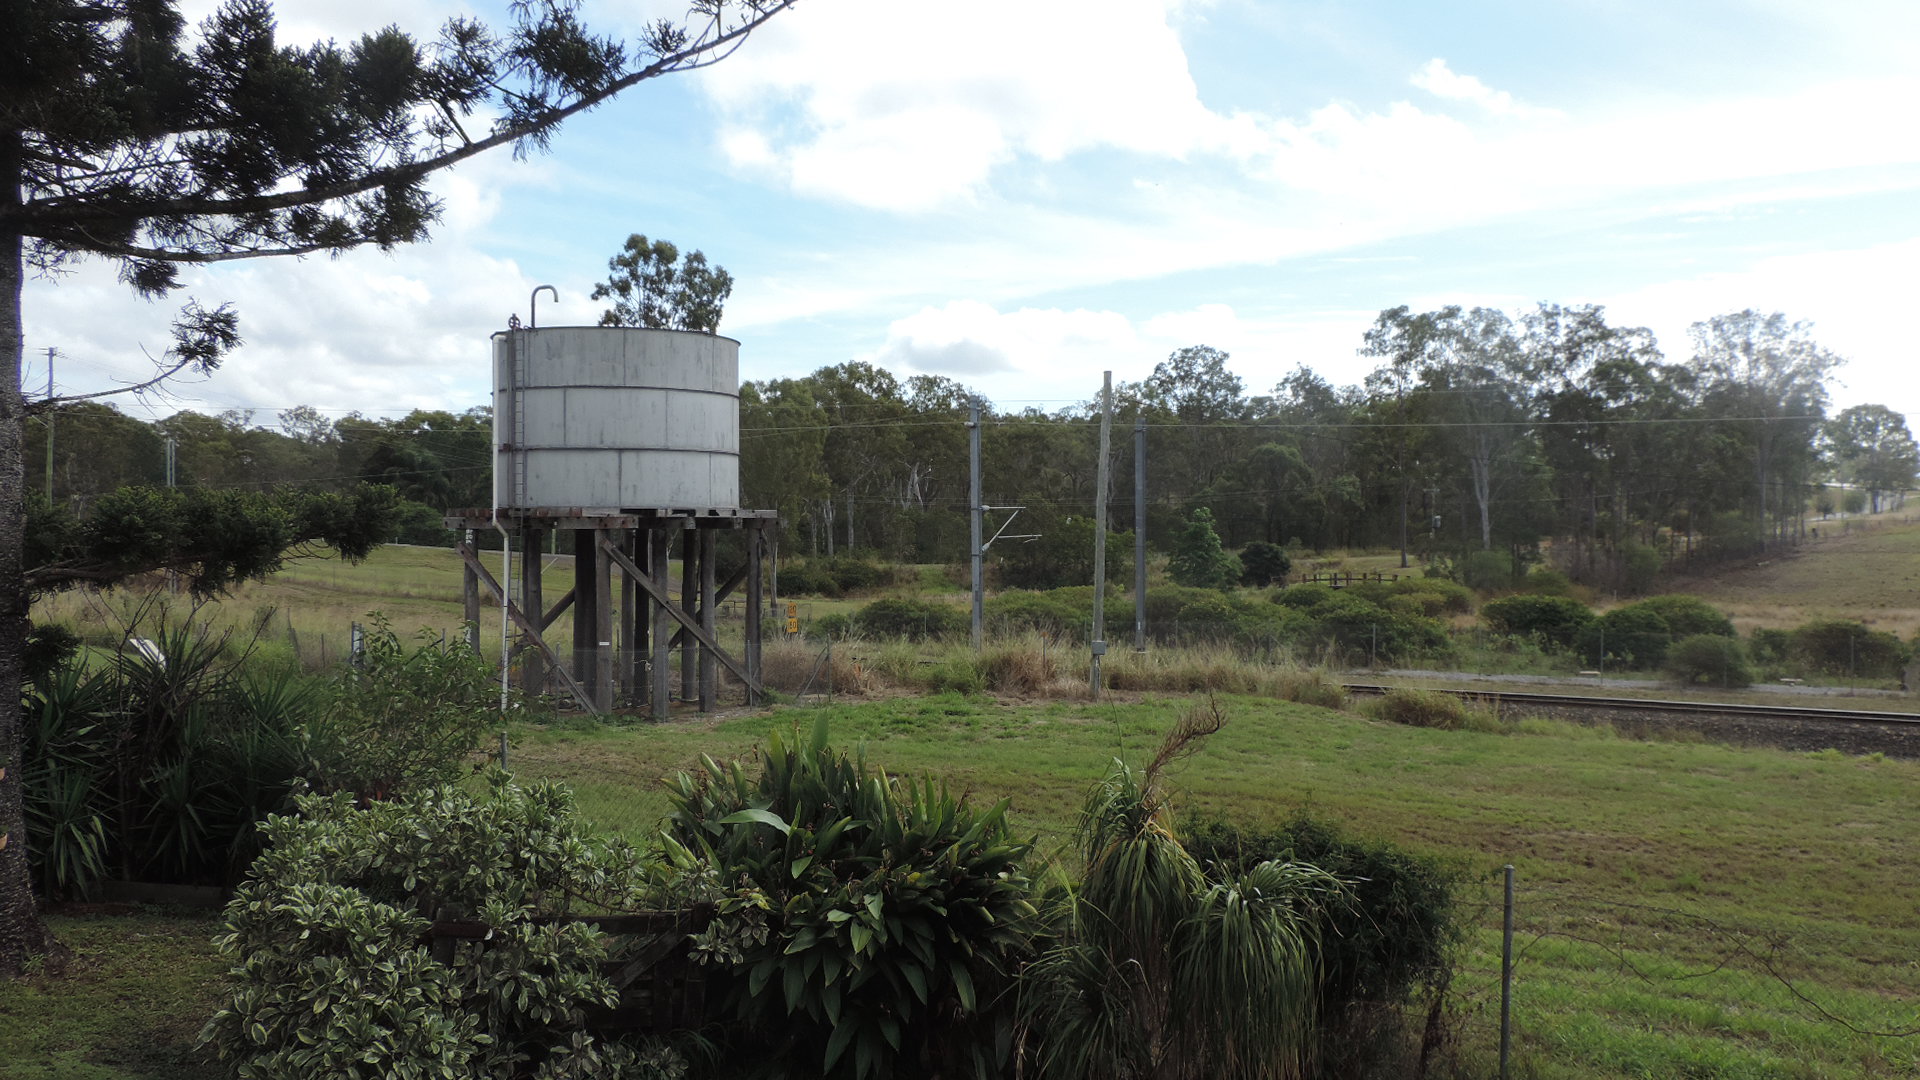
[
  {"x1": 679, "y1": 530, "x2": 697, "y2": 701},
  {"x1": 745, "y1": 525, "x2": 764, "y2": 705},
  {"x1": 593, "y1": 529, "x2": 614, "y2": 712},
  {"x1": 618, "y1": 529, "x2": 637, "y2": 702},
  {"x1": 651, "y1": 528, "x2": 673, "y2": 720},
  {"x1": 520, "y1": 524, "x2": 545, "y2": 695},
  {"x1": 699, "y1": 527, "x2": 717, "y2": 711},
  {"x1": 574, "y1": 530, "x2": 598, "y2": 700}
]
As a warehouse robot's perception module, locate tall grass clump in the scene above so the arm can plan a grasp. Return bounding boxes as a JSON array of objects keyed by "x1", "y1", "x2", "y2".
[{"x1": 1371, "y1": 689, "x2": 1503, "y2": 733}]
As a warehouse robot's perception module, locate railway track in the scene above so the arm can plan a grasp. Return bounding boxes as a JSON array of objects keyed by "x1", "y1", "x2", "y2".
[{"x1": 1340, "y1": 683, "x2": 1920, "y2": 756}]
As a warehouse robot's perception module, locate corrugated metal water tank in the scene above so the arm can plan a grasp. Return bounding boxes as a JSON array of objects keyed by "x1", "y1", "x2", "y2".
[{"x1": 492, "y1": 327, "x2": 740, "y2": 510}]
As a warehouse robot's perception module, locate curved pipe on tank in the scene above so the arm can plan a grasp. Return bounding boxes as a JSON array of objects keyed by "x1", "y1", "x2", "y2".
[{"x1": 529, "y1": 285, "x2": 557, "y2": 329}]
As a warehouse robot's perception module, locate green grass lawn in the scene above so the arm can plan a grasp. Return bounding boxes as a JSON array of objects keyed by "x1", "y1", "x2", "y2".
[
  {"x1": 507, "y1": 694, "x2": 1920, "y2": 1079},
  {"x1": 0, "y1": 908, "x2": 225, "y2": 1080},
  {"x1": 6, "y1": 694, "x2": 1916, "y2": 1077}
]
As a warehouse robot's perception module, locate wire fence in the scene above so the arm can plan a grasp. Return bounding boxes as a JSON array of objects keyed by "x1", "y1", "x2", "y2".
[{"x1": 1437, "y1": 869, "x2": 1920, "y2": 1077}]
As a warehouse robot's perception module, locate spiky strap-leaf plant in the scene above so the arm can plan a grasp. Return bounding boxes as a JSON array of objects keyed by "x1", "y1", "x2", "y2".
[{"x1": 1017, "y1": 700, "x2": 1343, "y2": 1080}]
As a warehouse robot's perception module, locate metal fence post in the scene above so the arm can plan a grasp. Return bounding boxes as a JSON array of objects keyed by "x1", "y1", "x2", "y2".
[{"x1": 1501, "y1": 863, "x2": 1515, "y2": 1080}]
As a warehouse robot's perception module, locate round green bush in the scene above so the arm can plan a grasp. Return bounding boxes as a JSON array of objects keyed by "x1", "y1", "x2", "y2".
[
  {"x1": 1789, "y1": 619, "x2": 1909, "y2": 678},
  {"x1": 1574, "y1": 605, "x2": 1672, "y2": 668},
  {"x1": 1630, "y1": 595, "x2": 1735, "y2": 639},
  {"x1": 1666, "y1": 634, "x2": 1755, "y2": 688},
  {"x1": 1480, "y1": 594, "x2": 1595, "y2": 651},
  {"x1": 850, "y1": 597, "x2": 968, "y2": 641}
]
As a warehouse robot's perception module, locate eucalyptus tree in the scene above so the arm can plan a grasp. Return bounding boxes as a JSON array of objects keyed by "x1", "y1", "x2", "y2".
[
  {"x1": 1825, "y1": 404, "x2": 1919, "y2": 513},
  {"x1": 738, "y1": 377, "x2": 831, "y2": 552},
  {"x1": 1137, "y1": 345, "x2": 1252, "y2": 506},
  {"x1": 1686, "y1": 312, "x2": 1843, "y2": 541},
  {"x1": 0, "y1": 0, "x2": 795, "y2": 976},
  {"x1": 1359, "y1": 307, "x2": 1460, "y2": 564},
  {"x1": 1524, "y1": 303, "x2": 1671, "y2": 576},
  {"x1": 590, "y1": 233, "x2": 734, "y2": 333}
]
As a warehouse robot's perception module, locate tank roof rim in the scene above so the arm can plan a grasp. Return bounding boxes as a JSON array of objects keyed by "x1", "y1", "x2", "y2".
[{"x1": 490, "y1": 325, "x2": 742, "y2": 347}]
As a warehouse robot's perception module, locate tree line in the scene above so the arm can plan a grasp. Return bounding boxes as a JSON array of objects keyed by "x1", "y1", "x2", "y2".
[{"x1": 31, "y1": 302, "x2": 1917, "y2": 588}]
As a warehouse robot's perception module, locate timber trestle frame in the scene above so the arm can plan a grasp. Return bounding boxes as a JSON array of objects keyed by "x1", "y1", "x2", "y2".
[{"x1": 446, "y1": 508, "x2": 774, "y2": 717}]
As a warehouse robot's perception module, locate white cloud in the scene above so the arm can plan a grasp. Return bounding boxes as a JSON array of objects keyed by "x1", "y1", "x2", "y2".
[
  {"x1": 1410, "y1": 59, "x2": 1563, "y2": 120},
  {"x1": 1597, "y1": 238, "x2": 1920, "y2": 424},
  {"x1": 866, "y1": 301, "x2": 1139, "y2": 384},
  {"x1": 697, "y1": 0, "x2": 1234, "y2": 208},
  {"x1": 858, "y1": 300, "x2": 1382, "y2": 407}
]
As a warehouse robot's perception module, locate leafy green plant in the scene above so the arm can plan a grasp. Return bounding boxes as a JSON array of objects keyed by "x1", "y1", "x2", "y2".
[
  {"x1": 848, "y1": 597, "x2": 968, "y2": 642},
  {"x1": 664, "y1": 716, "x2": 1046, "y2": 1079},
  {"x1": 1666, "y1": 634, "x2": 1755, "y2": 688},
  {"x1": 1629, "y1": 595, "x2": 1735, "y2": 639},
  {"x1": 1787, "y1": 619, "x2": 1908, "y2": 679},
  {"x1": 1168, "y1": 508, "x2": 1238, "y2": 589},
  {"x1": 306, "y1": 615, "x2": 505, "y2": 797},
  {"x1": 1480, "y1": 594, "x2": 1595, "y2": 651},
  {"x1": 1239, "y1": 541, "x2": 1293, "y2": 587},
  {"x1": 204, "y1": 778, "x2": 672, "y2": 1079}
]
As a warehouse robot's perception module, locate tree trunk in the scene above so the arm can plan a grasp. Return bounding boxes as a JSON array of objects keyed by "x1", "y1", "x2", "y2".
[{"x1": 1, "y1": 134, "x2": 60, "y2": 977}]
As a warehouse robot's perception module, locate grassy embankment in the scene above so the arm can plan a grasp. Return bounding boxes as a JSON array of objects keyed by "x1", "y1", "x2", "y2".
[
  {"x1": 12, "y1": 696, "x2": 1913, "y2": 1079},
  {"x1": 13, "y1": 525, "x2": 1920, "y2": 1077}
]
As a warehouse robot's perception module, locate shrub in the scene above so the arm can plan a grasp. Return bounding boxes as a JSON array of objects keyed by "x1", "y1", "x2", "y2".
[
  {"x1": 306, "y1": 616, "x2": 504, "y2": 798},
  {"x1": 1374, "y1": 688, "x2": 1473, "y2": 730},
  {"x1": 22, "y1": 621, "x2": 321, "y2": 894},
  {"x1": 1748, "y1": 627, "x2": 1794, "y2": 667},
  {"x1": 665, "y1": 717, "x2": 1046, "y2": 1079},
  {"x1": 808, "y1": 612, "x2": 851, "y2": 641},
  {"x1": 777, "y1": 563, "x2": 841, "y2": 598},
  {"x1": 1295, "y1": 593, "x2": 1449, "y2": 666},
  {"x1": 1667, "y1": 634, "x2": 1755, "y2": 688},
  {"x1": 1239, "y1": 541, "x2": 1292, "y2": 587},
  {"x1": 204, "y1": 779, "x2": 674, "y2": 1080},
  {"x1": 1619, "y1": 540, "x2": 1662, "y2": 594},
  {"x1": 1631, "y1": 595, "x2": 1736, "y2": 639},
  {"x1": 1168, "y1": 508, "x2": 1237, "y2": 589},
  {"x1": 995, "y1": 516, "x2": 1131, "y2": 590},
  {"x1": 985, "y1": 589, "x2": 1087, "y2": 639},
  {"x1": 1480, "y1": 594, "x2": 1595, "y2": 651},
  {"x1": 821, "y1": 555, "x2": 894, "y2": 593},
  {"x1": 1017, "y1": 705, "x2": 1340, "y2": 1080},
  {"x1": 1456, "y1": 549, "x2": 1516, "y2": 592},
  {"x1": 1574, "y1": 604, "x2": 1673, "y2": 669},
  {"x1": 1181, "y1": 815, "x2": 1458, "y2": 1007},
  {"x1": 1386, "y1": 576, "x2": 1474, "y2": 615},
  {"x1": 1273, "y1": 582, "x2": 1338, "y2": 610},
  {"x1": 849, "y1": 597, "x2": 968, "y2": 641},
  {"x1": 1519, "y1": 567, "x2": 1576, "y2": 596},
  {"x1": 1789, "y1": 619, "x2": 1909, "y2": 678}
]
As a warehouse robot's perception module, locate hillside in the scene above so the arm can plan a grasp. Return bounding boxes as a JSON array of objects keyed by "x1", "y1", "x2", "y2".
[{"x1": 1663, "y1": 512, "x2": 1920, "y2": 638}]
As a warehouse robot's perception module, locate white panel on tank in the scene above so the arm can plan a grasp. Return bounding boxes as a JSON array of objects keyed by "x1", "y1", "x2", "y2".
[{"x1": 493, "y1": 326, "x2": 742, "y2": 510}]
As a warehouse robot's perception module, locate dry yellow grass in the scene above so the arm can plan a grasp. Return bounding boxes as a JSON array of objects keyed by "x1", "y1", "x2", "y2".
[{"x1": 1661, "y1": 512, "x2": 1920, "y2": 637}]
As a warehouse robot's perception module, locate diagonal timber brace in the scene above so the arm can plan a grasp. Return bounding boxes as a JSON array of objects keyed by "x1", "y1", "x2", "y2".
[
  {"x1": 456, "y1": 542, "x2": 597, "y2": 713},
  {"x1": 598, "y1": 533, "x2": 765, "y2": 698}
]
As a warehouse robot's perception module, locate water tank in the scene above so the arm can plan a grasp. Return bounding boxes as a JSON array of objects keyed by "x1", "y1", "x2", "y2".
[{"x1": 492, "y1": 326, "x2": 740, "y2": 510}]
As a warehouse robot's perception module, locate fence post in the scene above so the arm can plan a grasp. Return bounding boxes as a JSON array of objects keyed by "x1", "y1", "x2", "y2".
[{"x1": 1501, "y1": 863, "x2": 1515, "y2": 1080}]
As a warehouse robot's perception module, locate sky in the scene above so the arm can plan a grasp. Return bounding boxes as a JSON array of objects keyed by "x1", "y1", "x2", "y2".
[{"x1": 21, "y1": 0, "x2": 1920, "y2": 431}]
